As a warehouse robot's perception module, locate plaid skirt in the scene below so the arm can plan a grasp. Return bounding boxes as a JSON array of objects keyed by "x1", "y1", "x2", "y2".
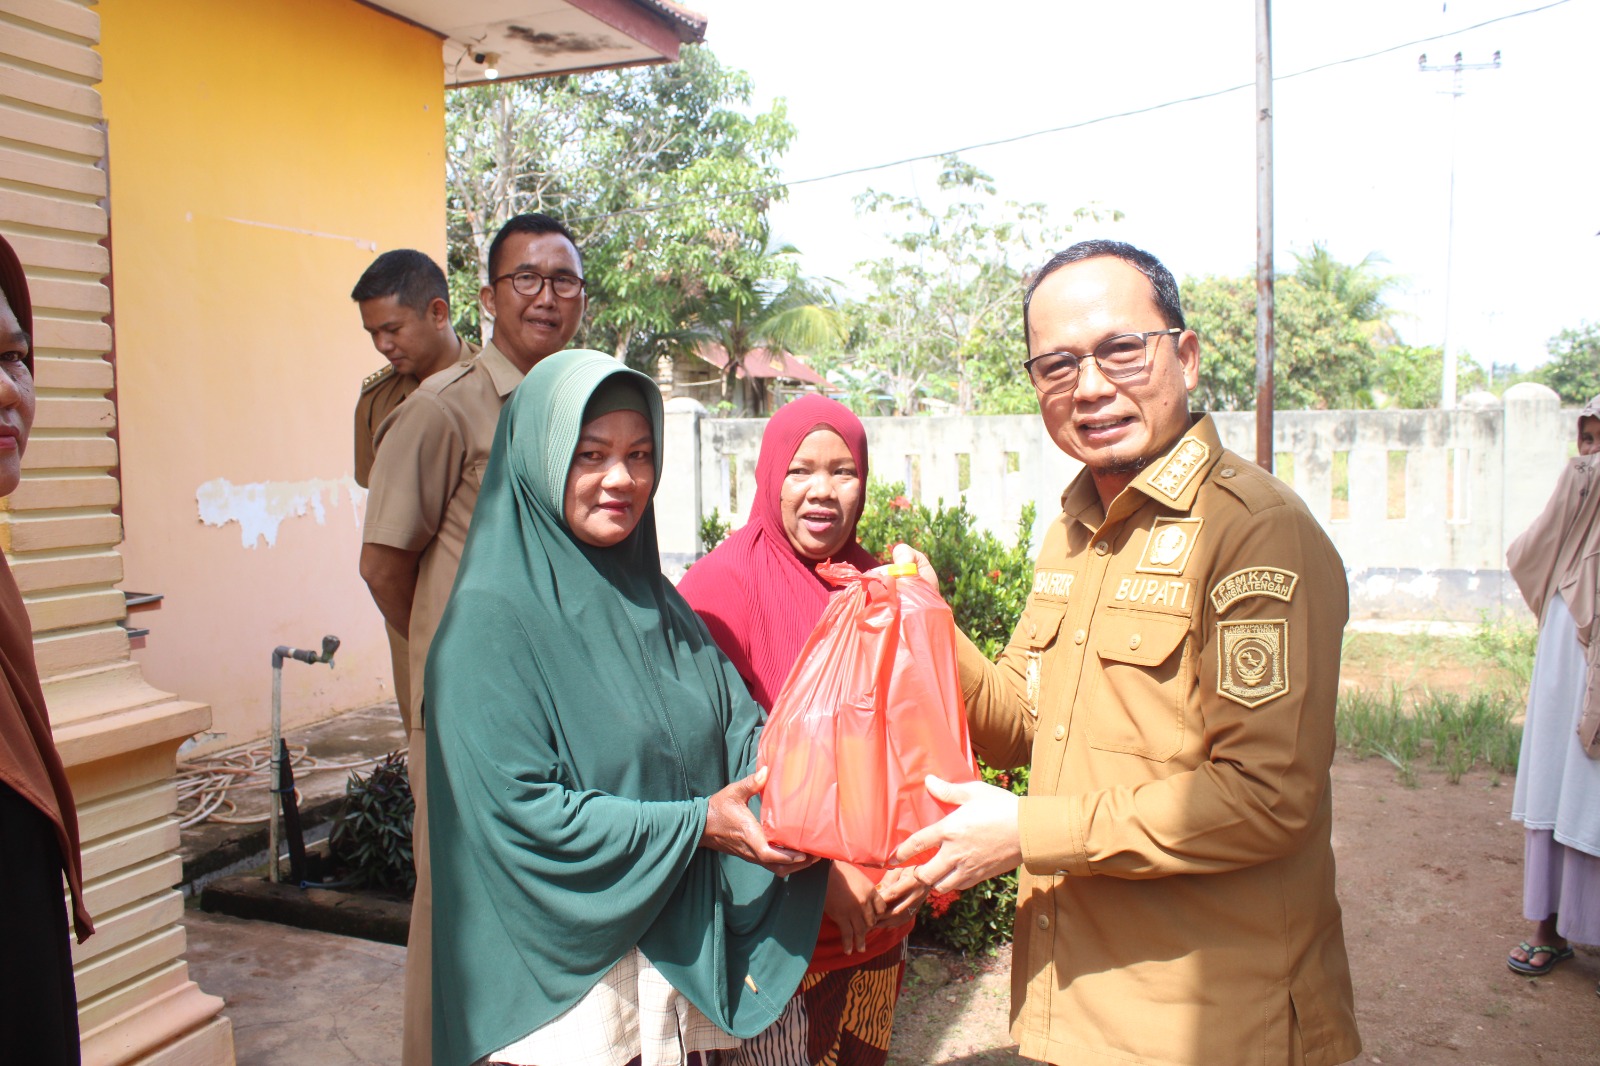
[{"x1": 727, "y1": 940, "x2": 907, "y2": 1066}]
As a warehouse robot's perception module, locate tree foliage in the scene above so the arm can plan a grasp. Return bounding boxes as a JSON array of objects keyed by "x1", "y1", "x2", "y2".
[
  {"x1": 666, "y1": 239, "x2": 845, "y2": 415},
  {"x1": 1180, "y1": 244, "x2": 1490, "y2": 410},
  {"x1": 1183, "y1": 274, "x2": 1378, "y2": 409},
  {"x1": 444, "y1": 46, "x2": 800, "y2": 370},
  {"x1": 1535, "y1": 323, "x2": 1600, "y2": 404},
  {"x1": 826, "y1": 157, "x2": 1117, "y2": 416}
]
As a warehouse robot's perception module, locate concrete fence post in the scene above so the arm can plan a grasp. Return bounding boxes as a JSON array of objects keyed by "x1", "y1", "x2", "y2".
[
  {"x1": 1499, "y1": 382, "x2": 1564, "y2": 614},
  {"x1": 658, "y1": 402, "x2": 705, "y2": 571}
]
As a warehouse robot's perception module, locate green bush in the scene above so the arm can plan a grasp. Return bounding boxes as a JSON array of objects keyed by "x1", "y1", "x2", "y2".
[
  {"x1": 854, "y1": 480, "x2": 1036, "y2": 659},
  {"x1": 698, "y1": 507, "x2": 732, "y2": 554},
  {"x1": 327, "y1": 750, "x2": 416, "y2": 894}
]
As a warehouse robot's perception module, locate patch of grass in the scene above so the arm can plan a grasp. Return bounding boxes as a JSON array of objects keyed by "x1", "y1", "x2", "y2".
[
  {"x1": 1471, "y1": 613, "x2": 1537, "y2": 693},
  {"x1": 1337, "y1": 687, "x2": 1522, "y2": 785},
  {"x1": 1340, "y1": 627, "x2": 1531, "y2": 702}
]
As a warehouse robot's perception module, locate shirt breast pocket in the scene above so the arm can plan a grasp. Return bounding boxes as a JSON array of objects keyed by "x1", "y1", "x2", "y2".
[
  {"x1": 1004, "y1": 602, "x2": 1065, "y2": 717},
  {"x1": 1085, "y1": 608, "x2": 1190, "y2": 761}
]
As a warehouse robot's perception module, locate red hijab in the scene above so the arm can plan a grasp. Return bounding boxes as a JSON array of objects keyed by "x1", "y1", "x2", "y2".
[
  {"x1": 679, "y1": 395, "x2": 879, "y2": 711},
  {"x1": 0, "y1": 234, "x2": 91, "y2": 940}
]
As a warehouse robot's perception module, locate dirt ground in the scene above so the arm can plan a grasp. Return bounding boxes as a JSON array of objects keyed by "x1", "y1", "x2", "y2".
[{"x1": 885, "y1": 642, "x2": 1597, "y2": 1065}]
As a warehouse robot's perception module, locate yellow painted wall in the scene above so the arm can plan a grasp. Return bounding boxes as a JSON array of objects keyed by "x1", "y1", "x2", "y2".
[{"x1": 98, "y1": 0, "x2": 444, "y2": 748}]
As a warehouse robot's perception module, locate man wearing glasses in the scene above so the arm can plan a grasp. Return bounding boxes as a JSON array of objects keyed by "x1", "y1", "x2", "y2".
[
  {"x1": 360, "y1": 212, "x2": 586, "y2": 1066},
  {"x1": 895, "y1": 241, "x2": 1360, "y2": 1065}
]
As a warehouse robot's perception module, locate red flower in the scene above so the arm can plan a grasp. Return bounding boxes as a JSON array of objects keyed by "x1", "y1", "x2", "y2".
[
  {"x1": 988, "y1": 569, "x2": 1002, "y2": 581},
  {"x1": 927, "y1": 889, "x2": 962, "y2": 919},
  {"x1": 890, "y1": 495, "x2": 912, "y2": 511},
  {"x1": 995, "y1": 772, "x2": 1011, "y2": 788}
]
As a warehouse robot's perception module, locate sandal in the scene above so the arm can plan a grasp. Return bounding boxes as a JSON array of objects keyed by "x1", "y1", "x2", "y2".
[{"x1": 1507, "y1": 941, "x2": 1574, "y2": 976}]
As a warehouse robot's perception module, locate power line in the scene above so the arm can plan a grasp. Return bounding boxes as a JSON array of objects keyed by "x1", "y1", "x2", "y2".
[{"x1": 564, "y1": 0, "x2": 1572, "y2": 226}]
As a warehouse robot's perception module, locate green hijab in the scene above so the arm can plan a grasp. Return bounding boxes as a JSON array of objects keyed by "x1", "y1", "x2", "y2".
[{"x1": 425, "y1": 349, "x2": 826, "y2": 1066}]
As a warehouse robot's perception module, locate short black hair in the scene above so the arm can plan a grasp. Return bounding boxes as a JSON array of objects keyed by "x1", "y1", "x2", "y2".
[
  {"x1": 486, "y1": 213, "x2": 580, "y2": 281},
  {"x1": 350, "y1": 249, "x2": 448, "y2": 316},
  {"x1": 1023, "y1": 239, "x2": 1186, "y2": 345}
]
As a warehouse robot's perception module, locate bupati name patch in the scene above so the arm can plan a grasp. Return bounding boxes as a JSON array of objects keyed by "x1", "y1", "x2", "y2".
[
  {"x1": 1032, "y1": 570, "x2": 1075, "y2": 601},
  {"x1": 1209, "y1": 567, "x2": 1299, "y2": 613},
  {"x1": 1112, "y1": 576, "x2": 1195, "y2": 611}
]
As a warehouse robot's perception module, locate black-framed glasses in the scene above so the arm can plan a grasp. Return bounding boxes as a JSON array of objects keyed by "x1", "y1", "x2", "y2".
[
  {"x1": 490, "y1": 269, "x2": 586, "y2": 299},
  {"x1": 1023, "y1": 327, "x2": 1183, "y2": 395}
]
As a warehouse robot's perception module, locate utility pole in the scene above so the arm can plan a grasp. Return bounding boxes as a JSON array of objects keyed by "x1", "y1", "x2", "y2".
[
  {"x1": 1418, "y1": 49, "x2": 1500, "y2": 409},
  {"x1": 1254, "y1": 0, "x2": 1274, "y2": 470}
]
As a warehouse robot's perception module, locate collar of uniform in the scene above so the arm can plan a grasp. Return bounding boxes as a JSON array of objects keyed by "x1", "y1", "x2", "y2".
[
  {"x1": 1061, "y1": 469, "x2": 1106, "y2": 533},
  {"x1": 1125, "y1": 414, "x2": 1223, "y2": 514},
  {"x1": 476, "y1": 340, "x2": 526, "y2": 399},
  {"x1": 1058, "y1": 414, "x2": 1222, "y2": 532}
]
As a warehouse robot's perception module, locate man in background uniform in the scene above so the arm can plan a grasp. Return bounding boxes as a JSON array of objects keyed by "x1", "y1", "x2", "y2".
[
  {"x1": 894, "y1": 241, "x2": 1361, "y2": 1065},
  {"x1": 352, "y1": 249, "x2": 475, "y2": 489},
  {"x1": 359, "y1": 214, "x2": 586, "y2": 1066},
  {"x1": 350, "y1": 249, "x2": 477, "y2": 730}
]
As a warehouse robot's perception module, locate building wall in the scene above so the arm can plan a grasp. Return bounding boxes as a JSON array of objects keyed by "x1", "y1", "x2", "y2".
[
  {"x1": 1, "y1": 0, "x2": 231, "y2": 1061},
  {"x1": 98, "y1": 0, "x2": 446, "y2": 748},
  {"x1": 659, "y1": 385, "x2": 1574, "y2": 621}
]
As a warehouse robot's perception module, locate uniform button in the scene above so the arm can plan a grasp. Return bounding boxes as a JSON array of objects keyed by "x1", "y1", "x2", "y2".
[
  {"x1": 1037, "y1": 913, "x2": 1051, "y2": 930},
  {"x1": 1053, "y1": 724, "x2": 1066, "y2": 741},
  {"x1": 1094, "y1": 540, "x2": 1109, "y2": 555},
  {"x1": 1220, "y1": 466, "x2": 1236, "y2": 478},
  {"x1": 1073, "y1": 628, "x2": 1086, "y2": 645},
  {"x1": 1128, "y1": 633, "x2": 1142, "y2": 650}
]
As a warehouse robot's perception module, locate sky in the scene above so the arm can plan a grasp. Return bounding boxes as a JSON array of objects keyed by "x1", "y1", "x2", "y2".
[{"x1": 686, "y1": 0, "x2": 1598, "y2": 372}]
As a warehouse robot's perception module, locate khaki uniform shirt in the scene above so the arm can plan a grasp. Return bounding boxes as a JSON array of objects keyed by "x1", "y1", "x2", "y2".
[
  {"x1": 353, "y1": 340, "x2": 481, "y2": 488},
  {"x1": 958, "y1": 416, "x2": 1361, "y2": 1066},
  {"x1": 354, "y1": 366, "x2": 418, "y2": 489},
  {"x1": 362, "y1": 340, "x2": 523, "y2": 727}
]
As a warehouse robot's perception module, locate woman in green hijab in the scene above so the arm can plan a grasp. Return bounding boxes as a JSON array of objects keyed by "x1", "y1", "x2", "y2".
[{"x1": 426, "y1": 350, "x2": 827, "y2": 1066}]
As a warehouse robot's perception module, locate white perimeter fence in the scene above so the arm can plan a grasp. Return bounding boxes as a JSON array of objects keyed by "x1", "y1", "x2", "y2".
[{"x1": 654, "y1": 382, "x2": 1576, "y2": 622}]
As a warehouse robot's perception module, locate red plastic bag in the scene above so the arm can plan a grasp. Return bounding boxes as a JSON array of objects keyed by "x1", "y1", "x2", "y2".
[{"x1": 757, "y1": 561, "x2": 977, "y2": 866}]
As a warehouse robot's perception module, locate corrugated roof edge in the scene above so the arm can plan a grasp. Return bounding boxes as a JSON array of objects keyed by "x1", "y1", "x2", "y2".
[{"x1": 634, "y1": 0, "x2": 708, "y2": 42}]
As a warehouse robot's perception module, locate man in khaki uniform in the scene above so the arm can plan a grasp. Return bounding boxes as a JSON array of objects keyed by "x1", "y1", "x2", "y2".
[
  {"x1": 351, "y1": 249, "x2": 478, "y2": 726},
  {"x1": 359, "y1": 214, "x2": 586, "y2": 1066},
  {"x1": 895, "y1": 241, "x2": 1360, "y2": 1065}
]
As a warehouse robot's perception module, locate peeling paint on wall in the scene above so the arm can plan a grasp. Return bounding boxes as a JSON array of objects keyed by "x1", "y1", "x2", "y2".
[{"x1": 196, "y1": 477, "x2": 365, "y2": 548}]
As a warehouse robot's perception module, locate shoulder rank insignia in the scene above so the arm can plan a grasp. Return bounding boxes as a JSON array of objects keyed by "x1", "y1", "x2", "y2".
[
  {"x1": 1147, "y1": 438, "x2": 1210, "y2": 501},
  {"x1": 1217, "y1": 619, "x2": 1289, "y2": 708},
  {"x1": 361, "y1": 364, "x2": 396, "y2": 392},
  {"x1": 1136, "y1": 516, "x2": 1202, "y2": 575},
  {"x1": 1210, "y1": 567, "x2": 1299, "y2": 613}
]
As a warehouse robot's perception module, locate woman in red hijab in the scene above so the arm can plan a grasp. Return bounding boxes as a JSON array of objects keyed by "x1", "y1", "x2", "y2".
[
  {"x1": 0, "y1": 233, "x2": 93, "y2": 1064},
  {"x1": 679, "y1": 394, "x2": 925, "y2": 1066}
]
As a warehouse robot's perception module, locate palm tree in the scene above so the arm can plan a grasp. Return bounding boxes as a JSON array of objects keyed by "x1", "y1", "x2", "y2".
[
  {"x1": 674, "y1": 239, "x2": 845, "y2": 416},
  {"x1": 1291, "y1": 242, "x2": 1400, "y2": 345}
]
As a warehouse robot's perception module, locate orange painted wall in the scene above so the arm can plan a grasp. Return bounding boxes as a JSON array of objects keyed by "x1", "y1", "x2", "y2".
[{"x1": 98, "y1": 0, "x2": 444, "y2": 748}]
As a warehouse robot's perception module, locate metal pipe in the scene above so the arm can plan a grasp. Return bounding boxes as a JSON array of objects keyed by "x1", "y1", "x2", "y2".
[
  {"x1": 1254, "y1": 0, "x2": 1275, "y2": 470},
  {"x1": 267, "y1": 636, "x2": 340, "y2": 883}
]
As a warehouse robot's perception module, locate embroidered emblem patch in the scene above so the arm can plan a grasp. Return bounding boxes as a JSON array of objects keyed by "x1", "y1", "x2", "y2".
[
  {"x1": 1148, "y1": 438, "x2": 1210, "y2": 500},
  {"x1": 1217, "y1": 619, "x2": 1289, "y2": 708},
  {"x1": 1209, "y1": 567, "x2": 1300, "y2": 613},
  {"x1": 1136, "y1": 517, "x2": 1203, "y2": 575}
]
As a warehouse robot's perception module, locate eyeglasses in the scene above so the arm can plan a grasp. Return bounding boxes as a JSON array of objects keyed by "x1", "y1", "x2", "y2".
[
  {"x1": 490, "y1": 269, "x2": 586, "y2": 299},
  {"x1": 1023, "y1": 328, "x2": 1183, "y2": 395}
]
